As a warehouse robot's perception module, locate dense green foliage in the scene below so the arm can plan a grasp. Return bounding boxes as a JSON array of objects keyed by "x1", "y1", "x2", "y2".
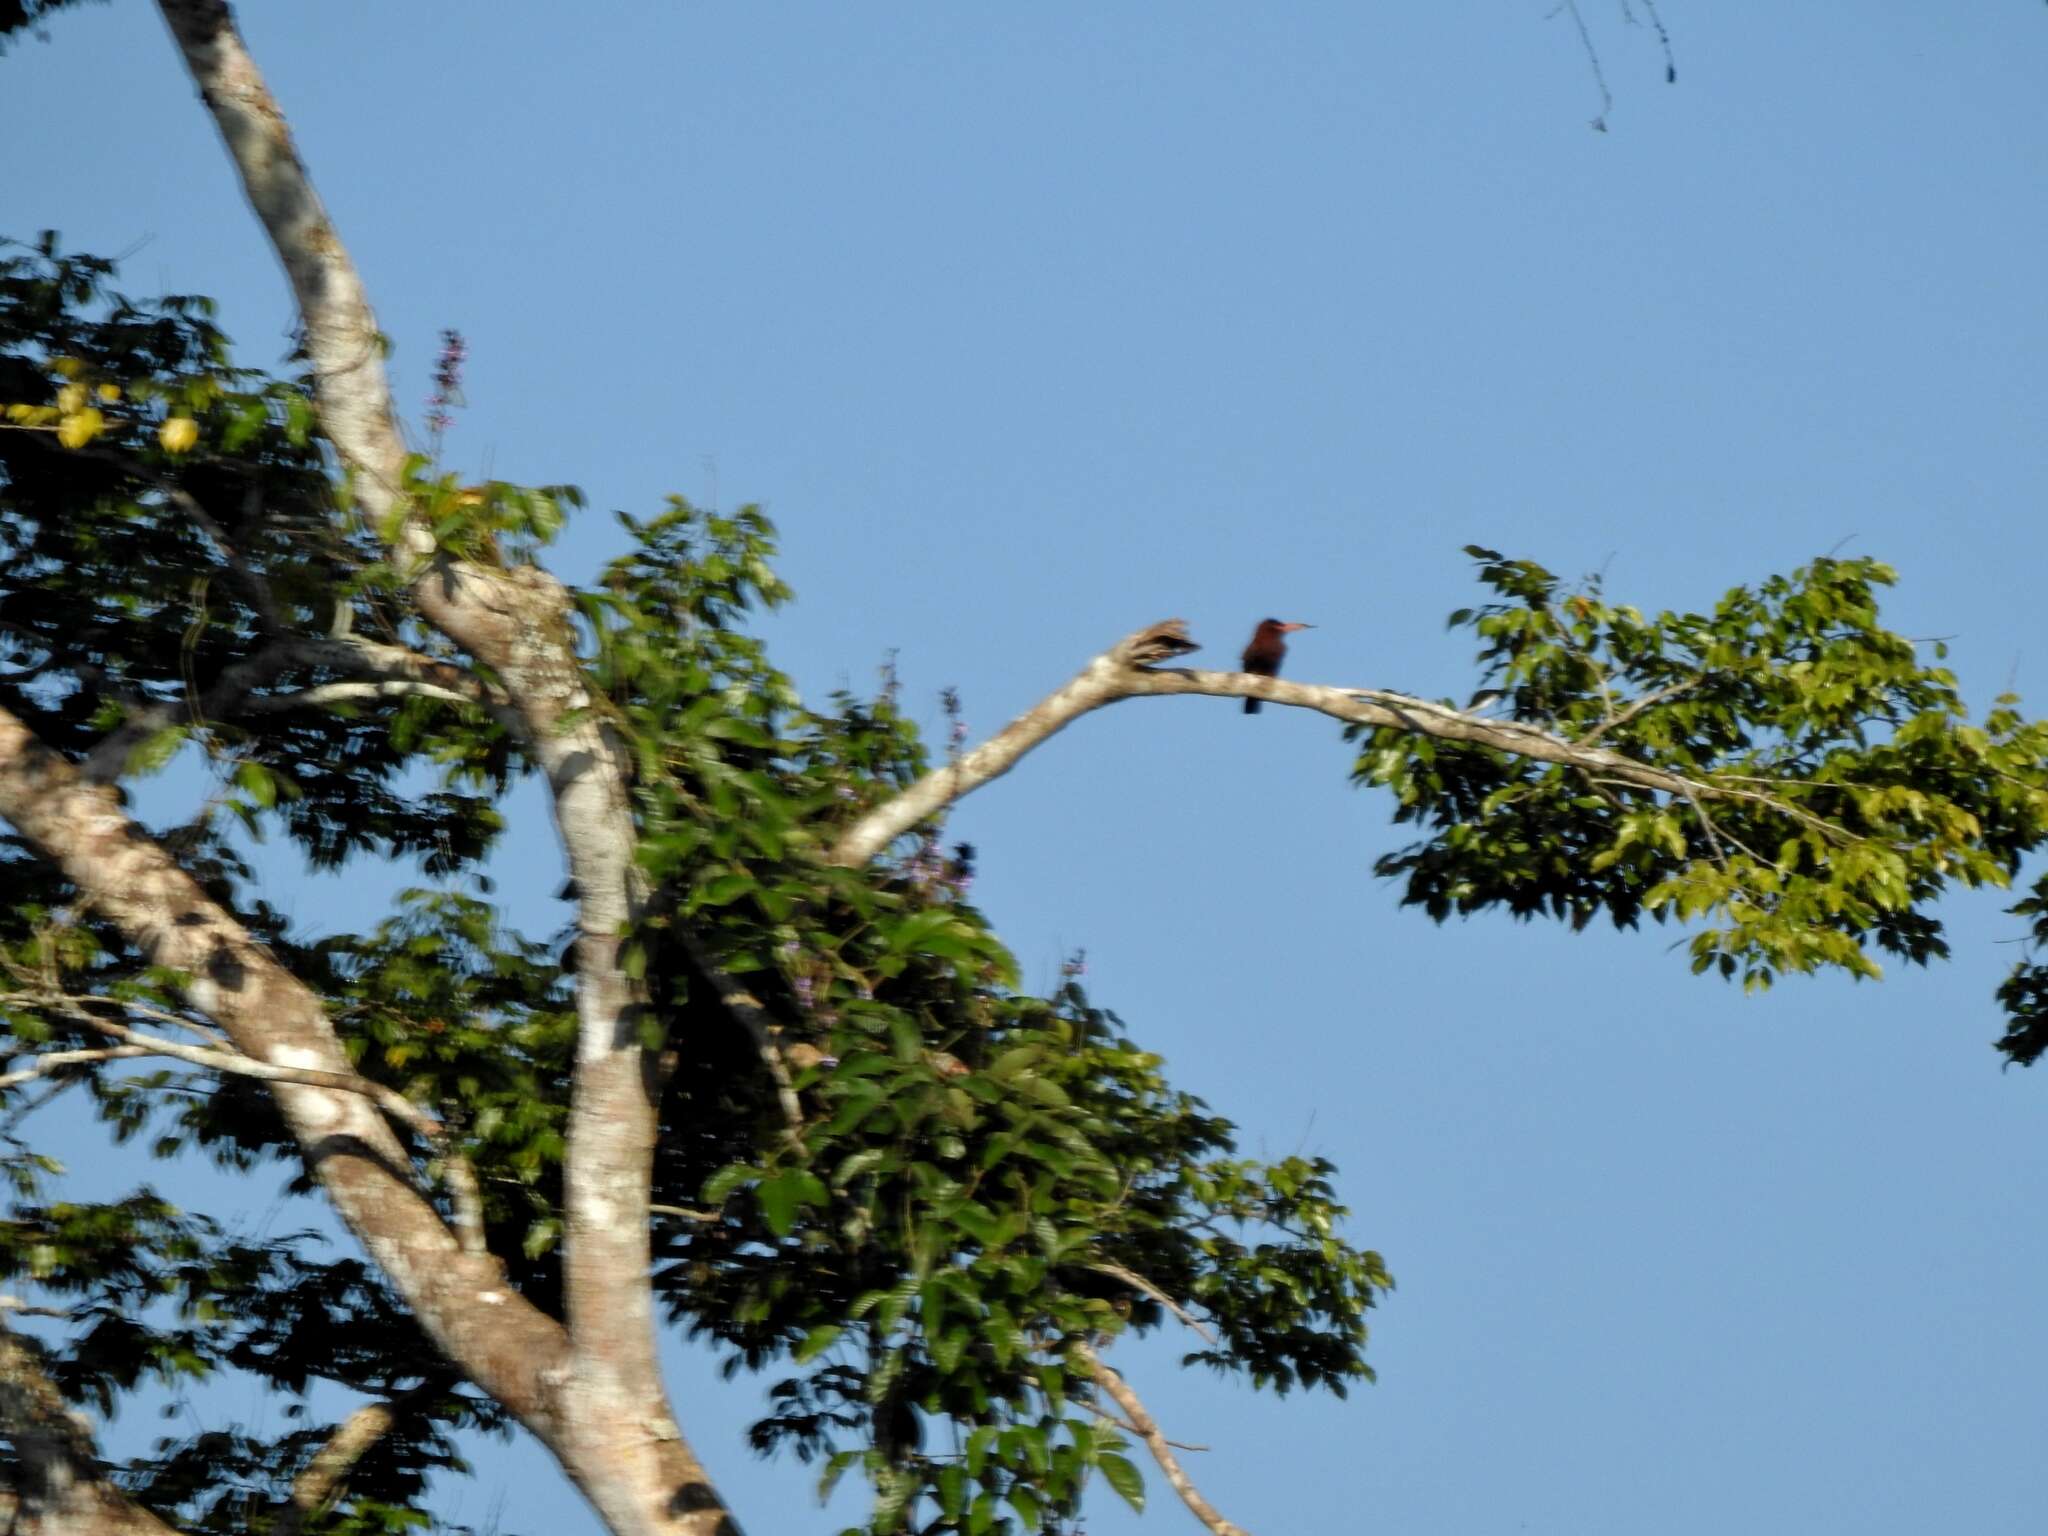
[
  {"x1": 1358, "y1": 545, "x2": 2048, "y2": 993},
  {"x1": 0, "y1": 0, "x2": 100, "y2": 54},
  {"x1": 0, "y1": 237, "x2": 1387, "y2": 1534},
  {"x1": 4, "y1": 235, "x2": 2047, "y2": 1533}
]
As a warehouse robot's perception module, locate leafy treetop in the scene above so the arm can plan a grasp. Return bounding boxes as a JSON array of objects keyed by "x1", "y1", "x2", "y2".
[{"x1": 5, "y1": 235, "x2": 2048, "y2": 1535}]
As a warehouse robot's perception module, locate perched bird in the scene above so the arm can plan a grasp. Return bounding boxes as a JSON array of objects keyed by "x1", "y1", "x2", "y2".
[{"x1": 1240, "y1": 619, "x2": 1313, "y2": 713}]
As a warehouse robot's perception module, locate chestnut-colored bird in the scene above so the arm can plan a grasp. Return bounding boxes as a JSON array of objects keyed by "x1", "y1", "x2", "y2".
[{"x1": 1240, "y1": 619, "x2": 1313, "y2": 713}]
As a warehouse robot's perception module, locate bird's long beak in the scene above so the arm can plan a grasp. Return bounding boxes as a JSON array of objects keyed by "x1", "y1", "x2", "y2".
[{"x1": 1281, "y1": 622, "x2": 1315, "y2": 632}]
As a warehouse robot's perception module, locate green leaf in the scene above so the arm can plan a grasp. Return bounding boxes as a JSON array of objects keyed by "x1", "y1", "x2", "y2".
[
  {"x1": 1098, "y1": 1451, "x2": 1145, "y2": 1511},
  {"x1": 700, "y1": 1163, "x2": 756, "y2": 1206},
  {"x1": 1006, "y1": 1485, "x2": 1041, "y2": 1530},
  {"x1": 234, "y1": 759, "x2": 277, "y2": 809},
  {"x1": 793, "y1": 1323, "x2": 842, "y2": 1363}
]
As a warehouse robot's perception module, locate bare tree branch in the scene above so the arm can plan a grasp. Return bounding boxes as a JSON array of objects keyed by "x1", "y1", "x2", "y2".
[
  {"x1": 273, "y1": 1397, "x2": 401, "y2": 1536},
  {"x1": 1085, "y1": 1262, "x2": 1217, "y2": 1345},
  {"x1": 273, "y1": 1381, "x2": 448, "y2": 1536},
  {"x1": 234, "y1": 679, "x2": 480, "y2": 712},
  {"x1": 647, "y1": 1205, "x2": 722, "y2": 1224},
  {"x1": 0, "y1": 698, "x2": 573, "y2": 1431},
  {"x1": 79, "y1": 633, "x2": 513, "y2": 783},
  {"x1": 7, "y1": 991, "x2": 489, "y2": 1257},
  {"x1": 1578, "y1": 673, "x2": 1702, "y2": 747},
  {"x1": 0, "y1": 1298, "x2": 74, "y2": 1321},
  {"x1": 827, "y1": 621, "x2": 1822, "y2": 869},
  {"x1": 152, "y1": 0, "x2": 410, "y2": 514},
  {"x1": 1078, "y1": 1343, "x2": 1248, "y2": 1536},
  {"x1": 827, "y1": 626, "x2": 1172, "y2": 867},
  {"x1": 0, "y1": 1322, "x2": 184, "y2": 1536},
  {"x1": 79, "y1": 640, "x2": 297, "y2": 783},
  {"x1": 0, "y1": 1046, "x2": 155, "y2": 1090}
]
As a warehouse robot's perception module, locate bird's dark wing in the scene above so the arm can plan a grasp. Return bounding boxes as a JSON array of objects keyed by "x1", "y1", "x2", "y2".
[{"x1": 1128, "y1": 618, "x2": 1201, "y2": 665}]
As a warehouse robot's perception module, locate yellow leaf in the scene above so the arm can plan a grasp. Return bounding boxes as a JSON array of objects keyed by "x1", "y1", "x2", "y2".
[
  {"x1": 48, "y1": 356, "x2": 82, "y2": 379},
  {"x1": 159, "y1": 416, "x2": 199, "y2": 454},
  {"x1": 96, "y1": 382, "x2": 122, "y2": 403},
  {"x1": 57, "y1": 408, "x2": 105, "y2": 448},
  {"x1": 56, "y1": 382, "x2": 86, "y2": 414}
]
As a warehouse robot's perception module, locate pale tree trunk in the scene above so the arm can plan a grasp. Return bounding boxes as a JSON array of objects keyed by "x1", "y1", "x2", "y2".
[
  {"x1": 153, "y1": 0, "x2": 734, "y2": 1526},
  {"x1": 1, "y1": 2, "x2": 737, "y2": 1532}
]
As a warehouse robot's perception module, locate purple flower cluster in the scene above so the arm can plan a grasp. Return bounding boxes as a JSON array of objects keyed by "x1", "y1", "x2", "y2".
[
  {"x1": 904, "y1": 836, "x2": 976, "y2": 900},
  {"x1": 905, "y1": 836, "x2": 949, "y2": 888},
  {"x1": 779, "y1": 937, "x2": 838, "y2": 1024},
  {"x1": 426, "y1": 328, "x2": 466, "y2": 437}
]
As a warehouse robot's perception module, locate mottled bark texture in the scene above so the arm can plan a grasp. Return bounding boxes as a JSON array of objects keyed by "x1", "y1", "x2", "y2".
[
  {"x1": 1, "y1": 1323, "x2": 183, "y2": 1535},
  {"x1": 22, "y1": 5, "x2": 742, "y2": 1534}
]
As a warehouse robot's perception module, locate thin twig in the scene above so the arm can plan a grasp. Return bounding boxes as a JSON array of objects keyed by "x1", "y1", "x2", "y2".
[
  {"x1": 1637, "y1": 0, "x2": 1678, "y2": 82},
  {"x1": 8, "y1": 991, "x2": 488, "y2": 1256},
  {"x1": 1578, "y1": 674, "x2": 1702, "y2": 747},
  {"x1": 0, "y1": 984, "x2": 230, "y2": 1051},
  {"x1": 77, "y1": 633, "x2": 511, "y2": 784},
  {"x1": 648, "y1": 1204, "x2": 722, "y2": 1223},
  {"x1": 1086, "y1": 1261, "x2": 1217, "y2": 1345},
  {"x1": 0, "y1": 1296, "x2": 74, "y2": 1320},
  {"x1": 1087, "y1": 1401, "x2": 1210, "y2": 1452},
  {"x1": 0, "y1": 1074, "x2": 87, "y2": 1133},
  {"x1": 1553, "y1": 0, "x2": 1614, "y2": 130},
  {"x1": 1674, "y1": 782, "x2": 1728, "y2": 869},
  {"x1": 0, "y1": 1045, "x2": 155, "y2": 1090}
]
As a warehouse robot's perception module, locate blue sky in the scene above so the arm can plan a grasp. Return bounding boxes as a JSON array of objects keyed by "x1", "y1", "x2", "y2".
[{"x1": 8, "y1": 2, "x2": 2048, "y2": 1531}]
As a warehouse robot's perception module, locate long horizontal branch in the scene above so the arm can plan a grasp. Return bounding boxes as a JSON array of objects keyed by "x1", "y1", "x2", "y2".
[
  {"x1": 235, "y1": 679, "x2": 481, "y2": 712},
  {"x1": 826, "y1": 621, "x2": 1823, "y2": 868}
]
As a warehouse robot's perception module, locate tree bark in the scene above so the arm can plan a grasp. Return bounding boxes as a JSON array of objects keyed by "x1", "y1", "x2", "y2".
[
  {"x1": 142, "y1": 4, "x2": 737, "y2": 1530},
  {"x1": 0, "y1": 1324, "x2": 186, "y2": 1535},
  {"x1": 0, "y1": 706, "x2": 569, "y2": 1428}
]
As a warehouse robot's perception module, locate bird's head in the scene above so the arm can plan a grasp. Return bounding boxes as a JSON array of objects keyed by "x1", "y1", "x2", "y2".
[{"x1": 1261, "y1": 619, "x2": 1314, "y2": 634}]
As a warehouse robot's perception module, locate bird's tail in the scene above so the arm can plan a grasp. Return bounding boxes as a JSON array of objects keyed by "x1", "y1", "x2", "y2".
[{"x1": 1244, "y1": 697, "x2": 1261, "y2": 715}]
